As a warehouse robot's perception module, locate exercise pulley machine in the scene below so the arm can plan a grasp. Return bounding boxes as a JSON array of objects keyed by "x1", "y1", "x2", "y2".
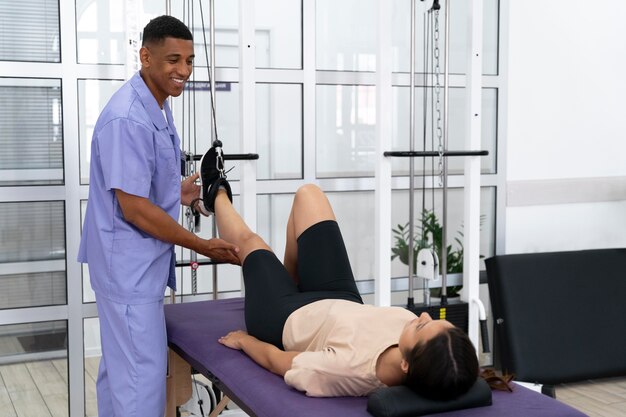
[
  {"x1": 171, "y1": 0, "x2": 258, "y2": 303},
  {"x1": 164, "y1": 1, "x2": 258, "y2": 416},
  {"x1": 384, "y1": 0, "x2": 489, "y2": 351}
]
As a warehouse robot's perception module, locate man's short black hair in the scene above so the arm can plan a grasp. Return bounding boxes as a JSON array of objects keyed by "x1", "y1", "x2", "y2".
[{"x1": 142, "y1": 15, "x2": 193, "y2": 46}]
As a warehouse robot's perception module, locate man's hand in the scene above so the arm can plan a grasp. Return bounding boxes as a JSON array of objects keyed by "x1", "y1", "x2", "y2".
[
  {"x1": 181, "y1": 172, "x2": 201, "y2": 207},
  {"x1": 197, "y1": 237, "x2": 240, "y2": 265}
]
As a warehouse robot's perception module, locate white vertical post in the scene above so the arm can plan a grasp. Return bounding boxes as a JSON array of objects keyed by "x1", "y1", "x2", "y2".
[
  {"x1": 375, "y1": 0, "x2": 393, "y2": 306},
  {"x1": 407, "y1": 0, "x2": 416, "y2": 305},
  {"x1": 61, "y1": 0, "x2": 84, "y2": 413},
  {"x1": 463, "y1": 0, "x2": 483, "y2": 351},
  {"x1": 302, "y1": 0, "x2": 316, "y2": 183},
  {"x1": 239, "y1": 0, "x2": 257, "y2": 241},
  {"x1": 125, "y1": 0, "x2": 143, "y2": 80}
]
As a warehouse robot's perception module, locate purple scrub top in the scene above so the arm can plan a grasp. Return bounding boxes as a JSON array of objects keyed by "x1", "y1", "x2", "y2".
[{"x1": 78, "y1": 72, "x2": 181, "y2": 304}]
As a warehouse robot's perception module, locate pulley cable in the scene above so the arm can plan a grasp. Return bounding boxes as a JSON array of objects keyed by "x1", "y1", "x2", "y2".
[{"x1": 198, "y1": 0, "x2": 221, "y2": 147}]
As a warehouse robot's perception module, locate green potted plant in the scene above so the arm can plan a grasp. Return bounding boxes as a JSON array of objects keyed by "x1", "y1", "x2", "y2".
[{"x1": 391, "y1": 209, "x2": 478, "y2": 298}]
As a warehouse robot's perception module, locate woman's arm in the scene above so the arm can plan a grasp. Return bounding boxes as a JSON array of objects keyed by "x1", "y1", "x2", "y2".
[{"x1": 218, "y1": 330, "x2": 300, "y2": 376}]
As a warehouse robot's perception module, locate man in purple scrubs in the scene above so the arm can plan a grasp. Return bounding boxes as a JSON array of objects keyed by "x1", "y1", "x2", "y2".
[{"x1": 78, "y1": 15, "x2": 239, "y2": 417}]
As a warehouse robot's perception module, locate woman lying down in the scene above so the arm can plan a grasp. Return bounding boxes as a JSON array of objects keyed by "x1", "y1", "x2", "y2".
[{"x1": 200, "y1": 147, "x2": 479, "y2": 400}]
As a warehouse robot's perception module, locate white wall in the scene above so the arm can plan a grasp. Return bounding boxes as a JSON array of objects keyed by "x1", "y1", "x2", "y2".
[{"x1": 504, "y1": 0, "x2": 626, "y2": 253}]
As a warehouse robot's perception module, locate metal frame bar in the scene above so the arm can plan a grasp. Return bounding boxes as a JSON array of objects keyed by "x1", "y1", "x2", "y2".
[
  {"x1": 463, "y1": 0, "x2": 484, "y2": 351},
  {"x1": 374, "y1": 0, "x2": 393, "y2": 307},
  {"x1": 238, "y1": 0, "x2": 258, "y2": 298},
  {"x1": 382, "y1": 0, "x2": 485, "y2": 351}
]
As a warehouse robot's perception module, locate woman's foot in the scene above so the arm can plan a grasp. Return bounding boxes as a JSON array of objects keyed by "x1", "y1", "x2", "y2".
[{"x1": 198, "y1": 145, "x2": 232, "y2": 215}]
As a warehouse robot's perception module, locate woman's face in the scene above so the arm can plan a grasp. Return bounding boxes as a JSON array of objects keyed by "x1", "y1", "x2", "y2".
[{"x1": 398, "y1": 312, "x2": 454, "y2": 354}]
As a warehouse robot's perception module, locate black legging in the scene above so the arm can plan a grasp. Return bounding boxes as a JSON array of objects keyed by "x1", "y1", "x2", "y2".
[{"x1": 242, "y1": 220, "x2": 363, "y2": 349}]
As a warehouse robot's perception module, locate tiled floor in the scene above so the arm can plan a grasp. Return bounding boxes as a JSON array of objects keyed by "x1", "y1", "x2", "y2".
[
  {"x1": 555, "y1": 377, "x2": 626, "y2": 417},
  {"x1": 0, "y1": 360, "x2": 71, "y2": 417},
  {"x1": 1, "y1": 358, "x2": 625, "y2": 416}
]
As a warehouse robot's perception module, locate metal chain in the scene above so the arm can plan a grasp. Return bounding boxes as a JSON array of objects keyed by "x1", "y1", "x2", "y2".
[
  {"x1": 434, "y1": 10, "x2": 444, "y2": 187},
  {"x1": 184, "y1": 155, "x2": 199, "y2": 295}
]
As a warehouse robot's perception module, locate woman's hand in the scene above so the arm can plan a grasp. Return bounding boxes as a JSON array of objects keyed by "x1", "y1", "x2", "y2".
[
  {"x1": 218, "y1": 330, "x2": 300, "y2": 376},
  {"x1": 218, "y1": 330, "x2": 250, "y2": 350}
]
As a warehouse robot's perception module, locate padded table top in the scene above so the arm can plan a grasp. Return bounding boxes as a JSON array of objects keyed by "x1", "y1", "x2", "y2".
[{"x1": 165, "y1": 298, "x2": 587, "y2": 417}]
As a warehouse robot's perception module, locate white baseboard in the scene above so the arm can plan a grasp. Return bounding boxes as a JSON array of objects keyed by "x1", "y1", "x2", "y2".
[{"x1": 514, "y1": 381, "x2": 543, "y2": 393}]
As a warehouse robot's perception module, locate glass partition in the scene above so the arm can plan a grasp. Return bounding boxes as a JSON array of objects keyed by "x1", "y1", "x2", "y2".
[
  {"x1": 76, "y1": 0, "x2": 125, "y2": 64},
  {"x1": 255, "y1": 0, "x2": 302, "y2": 69},
  {"x1": 0, "y1": 201, "x2": 66, "y2": 309},
  {"x1": 0, "y1": 0, "x2": 60, "y2": 63},
  {"x1": 256, "y1": 83, "x2": 303, "y2": 180},
  {"x1": 0, "y1": 79, "x2": 63, "y2": 187},
  {"x1": 316, "y1": 0, "x2": 377, "y2": 72},
  {"x1": 316, "y1": 84, "x2": 376, "y2": 178}
]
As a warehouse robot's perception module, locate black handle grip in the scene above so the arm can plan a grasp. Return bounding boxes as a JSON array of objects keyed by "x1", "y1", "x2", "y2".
[
  {"x1": 383, "y1": 150, "x2": 489, "y2": 158},
  {"x1": 480, "y1": 319, "x2": 490, "y2": 353},
  {"x1": 185, "y1": 153, "x2": 260, "y2": 161}
]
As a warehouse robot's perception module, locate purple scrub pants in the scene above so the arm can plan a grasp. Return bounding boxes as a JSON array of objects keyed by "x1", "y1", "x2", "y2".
[{"x1": 95, "y1": 296, "x2": 167, "y2": 417}]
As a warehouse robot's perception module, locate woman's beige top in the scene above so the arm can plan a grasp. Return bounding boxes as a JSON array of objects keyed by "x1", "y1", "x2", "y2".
[{"x1": 282, "y1": 299, "x2": 416, "y2": 397}]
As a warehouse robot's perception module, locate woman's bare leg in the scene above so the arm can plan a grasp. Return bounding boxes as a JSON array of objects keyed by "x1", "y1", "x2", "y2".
[
  {"x1": 283, "y1": 184, "x2": 336, "y2": 280},
  {"x1": 214, "y1": 190, "x2": 271, "y2": 264}
]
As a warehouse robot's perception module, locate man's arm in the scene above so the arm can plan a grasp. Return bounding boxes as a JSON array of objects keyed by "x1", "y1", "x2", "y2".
[
  {"x1": 115, "y1": 189, "x2": 239, "y2": 264},
  {"x1": 218, "y1": 330, "x2": 300, "y2": 376}
]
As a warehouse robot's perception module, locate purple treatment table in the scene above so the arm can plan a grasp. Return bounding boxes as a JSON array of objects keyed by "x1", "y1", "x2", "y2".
[{"x1": 164, "y1": 298, "x2": 587, "y2": 417}]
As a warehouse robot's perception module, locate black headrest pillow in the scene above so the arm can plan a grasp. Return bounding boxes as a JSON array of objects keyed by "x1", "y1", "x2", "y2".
[{"x1": 367, "y1": 378, "x2": 492, "y2": 417}]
